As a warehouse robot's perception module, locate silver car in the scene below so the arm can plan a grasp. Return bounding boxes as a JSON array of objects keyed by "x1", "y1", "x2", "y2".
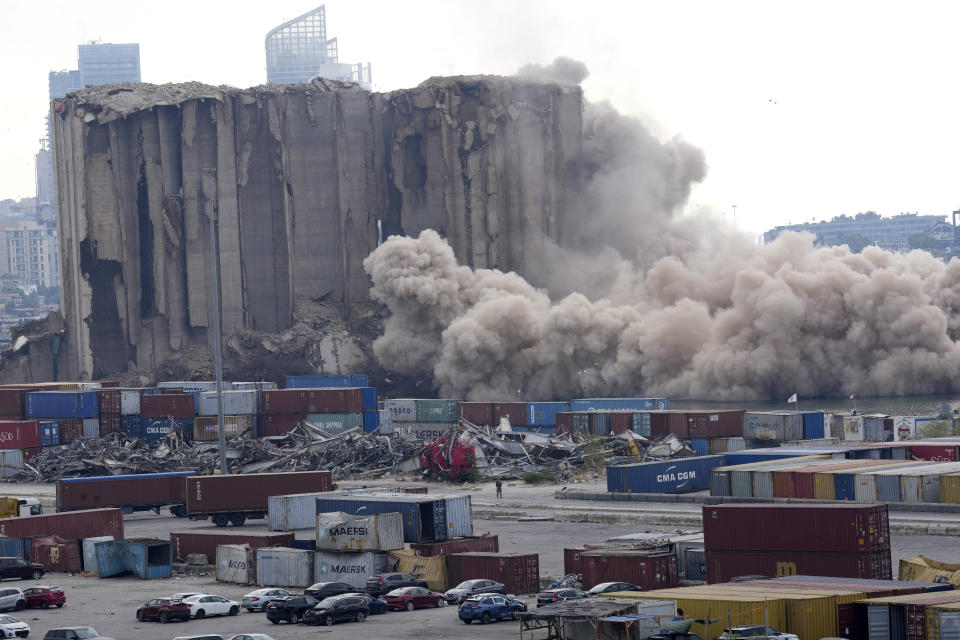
[
  {"x1": 0, "y1": 591, "x2": 24, "y2": 613},
  {"x1": 443, "y1": 579, "x2": 506, "y2": 603},
  {"x1": 241, "y1": 589, "x2": 291, "y2": 612}
]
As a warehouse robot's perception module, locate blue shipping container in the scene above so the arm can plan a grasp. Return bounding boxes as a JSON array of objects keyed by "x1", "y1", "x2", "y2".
[
  {"x1": 26, "y1": 391, "x2": 99, "y2": 419},
  {"x1": 607, "y1": 455, "x2": 726, "y2": 494},
  {"x1": 287, "y1": 374, "x2": 368, "y2": 389},
  {"x1": 39, "y1": 422, "x2": 59, "y2": 447},
  {"x1": 689, "y1": 439, "x2": 710, "y2": 457},
  {"x1": 350, "y1": 374, "x2": 369, "y2": 387},
  {"x1": 363, "y1": 410, "x2": 380, "y2": 433},
  {"x1": 803, "y1": 412, "x2": 825, "y2": 439},
  {"x1": 361, "y1": 388, "x2": 378, "y2": 410},
  {"x1": 0, "y1": 538, "x2": 22, "y2": 560},
  {"x1": 833, "y1": 471, "x2": 858, "y2": 501},
  {"x1": 569, "y1": 398, "x2": 670, "y2": 412},
  {"x1": 95, "y1": 539, "x2": 172, "y2": 579},
  {"x1": 527, "y1": 402, "x2": 569, "y2": 426},
  {"x1": 120, "y1": 415, "x2": 140, "y2": 436},
  {"x1": 138, "y1": 418, "x2": 193, "y2": 442}
]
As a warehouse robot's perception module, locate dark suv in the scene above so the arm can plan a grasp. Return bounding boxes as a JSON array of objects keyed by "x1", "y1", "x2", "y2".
[
  {"x1": 135, "y1": 598, "x2": 191, "y2": 623},
  {"x1": 303, "y1": 594, "x2": 369, "y2": 626},
  {"x1": 303, "y1": 582, "x2": 359, "y2": 600},
  {"x1": 365, "y1": 573, "x2": 428, "y2": 597},
  {"x1": 0, "y1": 559, "x2": 43, "y2": 581},
  {"x1": 265, "y1": 595, "x2": 318, "y2": 624}
]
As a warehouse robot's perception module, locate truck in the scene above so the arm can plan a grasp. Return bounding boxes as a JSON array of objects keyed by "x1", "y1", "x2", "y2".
[
  {"x1": 0, "y1": 497, "x2": 42, "y2": 518},
  {"x1": 56, "y1": 472, "x2": 196, "y2": 516},
  {"x1": 186, "y1": 470, "x2": 334, "y2": 527}
]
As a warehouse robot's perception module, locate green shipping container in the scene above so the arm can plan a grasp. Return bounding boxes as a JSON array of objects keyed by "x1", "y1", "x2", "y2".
[
  {"x1": 304, "y1": 412, "x2": 363, "y2": 435},
  {"x1": 415, "y1": 399, "x2": 460, "y2": 422},
  {"x1": 632, "y1": 412, "x2": 651, "y2": 437}
]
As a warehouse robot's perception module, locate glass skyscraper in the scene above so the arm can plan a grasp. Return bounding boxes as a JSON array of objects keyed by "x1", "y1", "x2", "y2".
[{"x1": 77, "y1": 43, "x2": 141, "y2": 87}]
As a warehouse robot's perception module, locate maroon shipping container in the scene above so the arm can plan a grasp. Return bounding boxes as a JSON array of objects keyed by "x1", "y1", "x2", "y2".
[
  {"x1": 22, "y1": 447, "x2": 40, "y2": 462},
  {"x1": 610, "y1": 413, "x2": 633, "y2": 435},
  {"x1": 170, "y1": 530, "x2": 294, "y2": 563},
  {"x1": 458, "y1": 402, "x2": 494, "y2": 426},
  {"x1": 57, "y1": 473, "x2": 192, "y2": 511},
  {"x1": 31, "y1": 535, "x2": 82, "y2": 572},
  {"x1": 258, "y1": 414, "x2": 305, "y2": 436},
  {"x1": 0, "y1": 389, "x2": 26, "y2": 418},
  {"x1": 99, "y1": 414, "x2": 121, "y2": 436},
  {"x1": 556, "y1": 413, "x2": 574, "y2": 436},
  {"x1": 493, "y1": 403, "x2": 527, "y2": 427},
  {"x1": 306, "y1": 388, "x2": 362, "y2": 413},
  {"x1": 186, "y1": 470, "x2": 333, "y2": 514},
  {"x1": 0, "y1": 420, "x2": 41, "y2": 449},
  {"x1": 702, "y1": 503, "x2": 889, "y2": 553},
  {"x1": 97, "y1": 390, "x2": 121, "y2": 415},
  {"x1": 402, "y1": 487, "x2": 429, "y2": 495},
  {"x1": 580, "y1": 550, "x2": 678, "y2": 591},
  {"x1": 140, "y1": 394, "x2": 195, "y2": 419},
  {"x1": 410, "y1": 535, "x2": 499, "y2": 557},
  {"x1": 0, "y1": 508, "x2": 123, "y2": 540},
  {"x1": 705, "y1": 549, "x2": 892, "y2": 583},
  {"x1": 563, "y1": 546, "x2": 606, "y2": 576},
  {"x1": 446, "y1": 553, "x2": 539, "y2": 595},
  {"x1": 684, "y1": 410, "x2": 745, "y2": 438},
  {"x1": 96, "y1": 381, "x2": 119, "y2": 388},
  {"x1": 58, "y1": 420, "x2": 83, "y2": 444},
  {"x1": 793, "y1": 460, "x2": 896, "y2": 500},
  {"x1": 260, "y1": 390, "x2": 309, "y2": 414},
  {"x1": 910, "y1": 444, "x2": 960, "y2": 462},
  {"x1": 650, "y1": 412, "x2": 689, "y2": 439}
]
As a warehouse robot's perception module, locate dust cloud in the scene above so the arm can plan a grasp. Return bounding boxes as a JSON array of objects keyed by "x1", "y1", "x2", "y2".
[{"x1": 363, "y1": 58, "x2": 960, "y2": 401}]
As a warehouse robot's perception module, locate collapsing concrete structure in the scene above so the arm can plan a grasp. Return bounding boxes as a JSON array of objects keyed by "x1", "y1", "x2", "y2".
[{"x1": 52, "y1": 76, "x2": 582, "y2": 380}]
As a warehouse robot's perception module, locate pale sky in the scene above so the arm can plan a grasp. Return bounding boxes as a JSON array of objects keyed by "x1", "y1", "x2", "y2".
[{"x1": 1, "y1": 0, "x2": 958, "y2": 237}]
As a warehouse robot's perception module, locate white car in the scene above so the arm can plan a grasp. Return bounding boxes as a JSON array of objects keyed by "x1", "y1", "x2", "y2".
[
  {"x1": 719, "y1": 626, "x2": 799, "y2": 640},
  {"x1": 228, "y1": 635, "x2": 274, "y2": 640},
  {"x1": 170, "y1": 592, "x2": 209, "y2": 600},
  {"x1": 241, "y1": 589, "x2": 291, "y2": 612},
  {"x1": 0, "y1": 615, "x2": 28, "y2": 638},
  {"x1": 180, "y1": 594, "x2": 240, "y2": 618}
]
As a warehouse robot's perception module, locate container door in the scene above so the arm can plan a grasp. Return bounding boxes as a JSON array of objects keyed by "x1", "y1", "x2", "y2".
[
  {"x1": 432, "y1": 500, "x2": 448, "y2": 541},
  {"x1": 941, "y1": 611, "x2": 960, "y2": 640},
  {"x1": 867, "y1": 605, "x2": 890, "y2": 640},
  {"x1": 419, "y1": 502, "x2": 436, "y2": 541}
]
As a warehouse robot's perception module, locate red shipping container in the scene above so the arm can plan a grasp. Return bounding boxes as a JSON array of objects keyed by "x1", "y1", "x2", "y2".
[
  {"x1": 258, "y1": 414, "x2": 305, "y2": 436},
  {"x1": 186, "y1": 471, "x2": 333, "y2": 514},
  {"x1": 556, "y1": 413, "x2": 574, "y2": 437},
  {"x1": 650, "y1": 412, "x2": 689, "y2": 439},
  {"x1": 771, "y1": 470, "x2": 796, "y2": 498},
  {"x1": 0, "y1": 389, "x2": 26, "y2": 418},
  {"x1": 31, "y1": 535, "x2": 82, "y2": 572},
  {"x1": 705, "y1": 549, "x2": 892, "y2": 583},
  {"x1": 306, "y1": 388, "x2": 362, "y2": 413},
  {"x1": 99, "y1": 414, "x2": 121, "y2": 436},
  {"x1": 0, "y1": 508, "x2": 123, "y2": 540},
  {"x1": 492, "y1": 403, "x2": 527, "y2": 427},
  {"x1": 260, "y1": 390, "x2": 309, "y2": 414},
  {"x1": 410, "y1": 535, "x2": 499, "y2": 557},
  {"x1": 910, "y1": 445, "x2": 960, "y2": 462},
  {"x1": 446, "y1": 553, "x2": 540, "y2": 595},
  {"x1": 97, "y1": 390, "x2": 121, "y2": 415},
  {"x1": 685, "y1": 410, "x2": 745, "y2": 438},
  {"x1": 22, "y1": 447, "x2": 41, "y2": 462},
  {"x1": 170, "y1": 530, "x2": 294, "y2": 563},
  {"x1": 57, "y1": 473, "x2": 192, "y2": 511},
  {"x1": 580, "y1": 550, "x2": 678, "y2": 591},
  {"x1": 563, "y1": 546, "x2": 606, "y2": 576},
  {"x1": 610, "y1": 413, "x2": 633, "y2": 435},
  {"x1": 58, "y1": 419, "x2": 83, "y2": 444},
  {"x1": 140, "y1": 394, "x2": 194, "y2": 418},
  {"x1": 703, "y1": 503, "x2": 889, "y2": 553},
  {"x1": 458, "y1": 402, "x2": 494, "y2": 426},
  {"x1": 0, "y1": 420, "x2": 41, "y2": 449},
  {"x1": 402, "y1": 487, "x2": 429, "y2": 494}
]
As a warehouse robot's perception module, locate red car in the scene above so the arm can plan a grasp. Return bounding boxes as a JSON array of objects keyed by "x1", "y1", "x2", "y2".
[
  {"x1": 135, "y1": 598, "x2": 191, "y2": 623},
  {"x1": 381, "y1": 587, "x2": 448, "y2": 612},
  {"x1": 23, "y1": 586, "x2": 65, "y2": 609}
]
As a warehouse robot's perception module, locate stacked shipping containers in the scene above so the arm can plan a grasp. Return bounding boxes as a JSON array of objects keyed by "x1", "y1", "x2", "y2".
[
  {"x1": 25, "y1": 391, "x2": 99, "y2": 445},
  {"x1": 383, "y1": 399, "x2": 459, "y2": 439}
]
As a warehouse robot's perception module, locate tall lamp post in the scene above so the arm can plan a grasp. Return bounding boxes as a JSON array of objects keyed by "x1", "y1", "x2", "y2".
[{"x1": 201, "y1": 169, "x2": 228, "y2": 475}]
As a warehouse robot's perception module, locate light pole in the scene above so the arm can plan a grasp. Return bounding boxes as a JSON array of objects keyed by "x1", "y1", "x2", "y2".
[{"x1": 201, "y1": 169, "x2": 228, "y2": 475}]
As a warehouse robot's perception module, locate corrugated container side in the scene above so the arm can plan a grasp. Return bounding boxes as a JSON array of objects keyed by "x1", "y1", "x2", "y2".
[
  {"x1": 0, "y1": 389, "x2": 26, "y2": 418},
  {"x1": 307, "y1": 388, "x2": 363, "y2": 413},
  {"x1": 631, "y1": 412, "x2": 652, "y2": 437},
  {"x1": 569, "y1": 398, "x2": 669, "y2": 411},
  {"x1": 690, "y1": 439, "x2": 710, "y2": 457},
  {"x1": 122, "y1": 540, "x2": 173, "y2": 579},
  {"x1": 255, "y1": 547, "x2": 314, "y2": 587},
  {"x1": 314, "y1": 551, "x2": 386, "y2": 589},
  {"x1": 120, "y1": 415, "x2": 139, "y2": 437},
  {"x1": 316, "y1": 498, "x2": 423, "y2": 542},
  {"x1": 82, "y1": 536, "x2": 114, "y2": 574},
  {"x1": 609, "y1": 412, "x2": 632, "y2": 435},
  {"x1": 139, "y1": 417, "x2": 193, "y2": 442},
  {"x1": 198, "y1": 391, "x2": 257, "y2": 416},
  {"x1": 363, "y1": 410, "x2": 380, "y2": 433},
  {"x1": 315, "y1": 512, "x2": 404, "y2": 551},
  {"x1": 269, "y1": 492, "x2": 337, "y2": 531},
  {"x1": 706, "y1": 549, "x2": 892, "y2": 583},
  {"x1": 685, "y1": 548, "x2": 706, "y2": 581},
  {"x1": 192, "y1": 415, "x2": 256, "y2": 441},
  {"x1": 410, "y1": 536, "x2": 499, "y2": 557},
  {"x1": 609, "y1": 456, "x2": 726, "y2": 494},
  {"x1": 803, "y1": 412, "x2": 826, "y2": 439},
  {"x1": 216, "y1": 544, "x2": 256, "y2": 585},
  {"x1": 492, "y1": 402, "x2": 527, "y2": 427},
  {"x1": 0, "y1": 421, "x2": 41, "y2": 449},
  {"x1": 458, "y1": 402, "x2": 494, "y2": 426},
  {"x1": 415, "y1": 399, "x2": 460, "y2": 422},
  {"x1": 82, "y1": 418, "x2": 99, "y2": 439},
  {"x1": 387, "y1": 422, "x2": 458, "y2": 441},
  {"x1": 139, "y1": 394, "x2": 195, "y2": 418},
  {"x1": 57, "y1": 472, "x2": 193, "y2": 511},
  {"x1": 93, "y1": 541, "x2": 126, "y2": 577},
  {"x1": 232, "y1": 382, "x2": 278, "y2": 392},
  {"x1": 527, "y1": 402, "x2": 569, "y2": 426},
  {"x1": 581, "y1": 551, "x2": 678, "y2": 590},
  {"x1": 446, "y1": 553, "x2": 540, "y2": 595},
  {"x1": 911, "y1": 445, "x2": 960, "y2": 462},
  {"x1": 303, "y1": 413, "x2": 362, "y2": 435},
  {"x1": 260, "y1": 390, "x2": 309, "y2": 414},
  {"x1": 170, "y1": 530, "x2": 295, "y2": 563},
  {"x1": 25, "y1": 391, "x2": 99, "y2": 419},
  {"x1": 443, "y1": 496, "x2": 473, "y2": 538},
  {"x1": 186, "y1": 471, "x2": 333, "y2": 514},
  {"x1": 941, "y1": 474, "x2": 960, "y2": 504},
  {"x1": 0, "y1": 508, "x2": 123, "y2": 540},
  {"x1": 384, "y1": 399, "x2": 417, "y2": 422},
  {"x1": 686, "y1": 411, "x2": 745, "y2": 438},
  {"x1": 39, "y1": 422, "x2": 59, "y2": 446},
  {"x1": 258, "y1": 414, "x2": 304, "y2": 436},
  {"x1": 119, "y1": 390, "x2": 141, "y2": 415}
]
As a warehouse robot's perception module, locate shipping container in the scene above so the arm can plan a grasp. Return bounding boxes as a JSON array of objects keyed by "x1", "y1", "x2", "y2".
[
  {"x1": 384, "y1": 399, "x2": 416, "y2": 422},
  {"x1": 186, "y1": 471, "x2": 333, "y2": 517},
  {"x1": 411, "y1": 399, "x2": 457, "y2": 422},
  {"x1": 258, "y1": 414, "x2": 305, "y2": 436},
  {"x1": 410, "y1": 535, "x2": 499, "y2": 557},
  {"x1": 137, "y1": 418, "x2": 193, "y2": 442},
  {"x1": 363, "y1": 410, "x2": 380, "y2": 433},
  {"x1": 31, "y1": 535, "x2": 82, "y2": 572},
  {"x1": 941, "y1": 473, "x2": 960, "y2": 504},
  {"x1": 833, "y1": 461, "x2": 922, "y2": 501},
  {"x1": 0, "y1": 389, "x2": 26, "y2": 418},
  {"x1": 314, "y1": 551, "x2": 387, "y2": 589},
  {"x1": 0, "y1": 420, "x2": 40, "y2": 449},
  {"x1": 709, "y1": 437, "x2": 747, "y2": 454},
  {"x1": 388, "y1": 422, "x2": 458, "y2": 441},
  {"x1": 285, "y1": 374, "x2": 368, "y2": 388},
  {"x1": 608, "y1": 588, "x2": 788, "y2": 635},
  {"x1": 256, "y1": 547, "x2": 314, "y2": 587},
  {"x1": 139, "y1": 394, "x2": 195, "y2": 419},
  {"x1": 580, "y1": 550, "x2": 678, "y2": 591},
  {"x1": 260, "y1": 390, "x2": 310, "y2": 414},
  {"x1": 555, "y1": 412, "x2": 590, "y2": 437},
  {"x1": 446, "y1": 553, "x2": 539, "y2": 595},
  {"x1": 82, "y1": 418, "x2": 99, "y2": 439},
  {"x1": 723, "y1": 447, "x2": 848, "y2": 465},
  {"x1": 0, "y1": 507, "x2": 123, "y2": 540},
  {"x1": 527, "y1": 402, "x2": 569, "y2": 426},
  {"x1": 198, "y1": 390, "x2": 258, "y2": 416},
  {"x1": 304, "y1": 388, "x2": 363, "y2": 413},
  {"x1": 710, "y1": 456, "x2": 831, "y2": 497},
  {"x1": 169, "y1": 530, "x2": 295, "y2": 563},
  {"x1": 608, "y1": 456, "x2": 726, "y2": 494},
  {"x1": 458, "y1": 402, "x2": 494, "y2": 426},
  {"x1": 95, "y1": 539, "x2": 172, "y2": 579},
  {"x1": 314, "y1": 494, "x2": 471, "y2": 543},
  {"x1": 766, "y1": 458, "x2": 855, "y2": 499},
  {"x1": 702, "y1": 504, "x2": 889, "y2": 552},
  {"x1": 689, "y1": 439, "x2": 710, "y2": 457},
  {"x1": 232, "y1": 381, "x2": 278, "y2": 392},
  {"x1": 682, "y1": 411, "x2": 745, "y2": 438},
  {"x1": 120, "y1": 415, "x2": 139, "y2": 437},
  {"x1": 569, "y1": 398, "x2": 670, "y2": 412},
  {"x1": 57, "y1": 472, "x2": 194, "y2": 514},
  {"x1": 192, "y1": 415, "x2": 256, "y2": 441},
  {"x1": 56, "y1": 419, "x2": 82, "y2": 444},
  {"x1": 82, "y1": 536, "x2": 113, "y2": 574},
  {"x1": 315, "y1": 511, "x2": 404, "y2": 551},
  {"x1": 685, "y1": 548, "x2": 706, "y2": 581},
  {"x1": 216, "y1": 544, "x2": 256, "y2": 584},
  {"x1": 119, "y1": 389, "x2": 142, "y2": 415},
  {"x1": 303, "y1": 413, "x2": 362, "y2": 435},
  {"x1": 492, "y1": 402, "x2": 527, "y2": 427},
  {"x1": 899, "y1": 463, "x2": 960, "y2": 503},
  {"x1": 269, "y1": 492, "x2": 341, "y2": 531},
  {"x1": 158, "y1": 381, "x2": 227, "y2": 393},
  {"x1": 861, "y1": 414, "x2": 894, "y2": 442},
  {"x1": 742, "y1": 411, "x2": 803, "y2": 441},
  {"x1": 705, "y1": 549, "x2": 892, "y2": 583},
  {"x1": 911, "y1": 444, "x2": 960, "y2": 462},
  {"x1": 25, "y1": 391, "x2": 99, "y2": 419}
]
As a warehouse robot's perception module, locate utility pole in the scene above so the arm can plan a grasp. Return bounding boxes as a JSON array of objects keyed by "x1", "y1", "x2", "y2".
[{"x1": 201, "y1": 169, "x2": 228, "y2": 475}]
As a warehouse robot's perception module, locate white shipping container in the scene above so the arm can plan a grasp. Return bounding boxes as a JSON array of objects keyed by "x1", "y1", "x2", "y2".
[
  {"x1": 216, "y1": 544, "x2": 255, "y2": 585},
  {"x1": 76, "y1": 383, "x2": 103, "y2": 391},
  {"x1": 120, "y1": 390, "x2": 141, "y2": 416},
  {"x1": 82, "y1": 418, "x2": 99, "y2": 439},
  {"x1": 232, "y1": 382, "x2": 278, "y2": 392},
  {"x1": 0, "y1": 450, "x2": 22, "y2": 479},
  {"x1": 256, "y1": 547, "x2": 314, "y2": 587},
  {"x1": 443, "y1": 496, "x2": 473, "y2": 538},
  {"x1": 390, "y1": 422, "x2": 458, "y2": 441},
  {"x1": 159, "y1": 381, "x2": 231, "y2": 392},
  {"x1": 82, "y1": 536, "x2": 113, "y2": 574},
  {"x1": 314, "y1": 551, "x2": 387, "y2": 589},
  {"x1": 843, "y1": 415, "x2": 864, "y2": 441},
  {"x1": 378, "y1": 410, "x2": 393, "y2": 434},
  {"x1": 269, "y1": 492, "x2": 337, "y2": 531},
  {"x1": 199, "y1": 391, "x2": 258, "y2": 416},
  {"x1": 383, "y1": 399, "x2": 417, "y2": 423},
  {"x1": 315, "y1": 512, "x2": 404, "y2": 551}
]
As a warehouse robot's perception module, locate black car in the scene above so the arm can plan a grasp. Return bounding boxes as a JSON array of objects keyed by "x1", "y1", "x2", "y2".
[
  {"x1": 0, "y1": 559, "x2": 43, "y2": 581},
  {"x1": 364, "y1": 573, "x2": 428, "y2": 597},
  {"x1": 536, "y1": 588, "x2": 591, "y2": 607},
  {"x1": 443, "y1": 579, "x2": 507, "y2": 603},
  {"x1": 303, "y1": 582, "x2": 359, "y2": 600},
  {"x1": 265, "y1": 595, "x2": 318, "y2": 624},
  {"x1": 587, "y1": 582, "x2": 640, "y2": 595},
  {"x1": 303, "y1": 595, "x2": 368, "y2": 626}
]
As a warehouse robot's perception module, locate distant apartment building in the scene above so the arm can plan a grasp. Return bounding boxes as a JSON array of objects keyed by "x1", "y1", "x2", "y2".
[
  {"x1": 0, "y1": 223, "x2": 59, "y2": 289},
  {"x1": 763, "y1": 212, "x2": 949, "y2": 253},
  {"x1": 265, "y1": 5, "x2": 372, "y2": 89}
]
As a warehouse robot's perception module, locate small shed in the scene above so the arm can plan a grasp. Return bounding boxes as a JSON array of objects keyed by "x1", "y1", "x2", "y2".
[
  {"x1": 95, "y1": 538, "x2": 172, "y2": 579},
  {"x1": 520, "y1": 599, "x2": 641, "y2": 640}
]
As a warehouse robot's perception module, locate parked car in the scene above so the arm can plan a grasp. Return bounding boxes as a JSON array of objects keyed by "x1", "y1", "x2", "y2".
[
  {"x1": 170, "y1": 592, "x2": 208, "y2": 600},
  {"x1": 355, "y1": 593, "x2": 389, "y2": 615},
  {"x1": 0, "y1": 591, "x2": 24, "y2": 613},
  {"x1": 265, "y1": 595, "x2": 318, "y2": 624},
  {"x1": 303, "y1": 595, "x2": 368, "y2": 626},
  {"x1": 180, "y1": 594, "x2": 240, "y2": 618},
  {"x1": 458, "y1": 593, "x2": 526, "y2": 624},
  {"x1": 536, "y1": 588, "x2": 590, "y2": 607},
  {"x1": 172, "y1": 636, "x2": 224, "y2": 640},
  {"x1": 443, "y1": 579, "x2": 506, "y2": 603},
  {"x1": 381, "y1": 587, "x2": 447, "y2": 612},
  {"x1": 241, "y1": 589, "x2": 291, "y2": 613},
  {"x1": 365, "y1": 573, "x2": 428, "y2": 597},
  {"x1": 22, "y1": 587, "x2": 64, "y2": 609},
  {"x1": 587, "y1": 582, "x2": 640, "y2": 595},
  {"x1": 648, "y1": 633, "x2": 704, "y2": 640},
  {"x1": 303, "y1": 582, "x2": 359, "y2": 600},
  {"x1": 226, "y1": 636, "x2": 274, "y2": 640},
  {"x1": 0, "y1": 615, "x2": 29, "y2": 638},
  {"x1": 0, "y1": 560, "x2": 42, "y2": 582},
  {"x1": 720, "y1": 626, "x2": 799, "y2": 640},
  {"x1": 42, "y1": 629, "x2": 111, "y2": 640},
  {"x1": 135, "y1": 598, "x2": 191, "y2": 623}
]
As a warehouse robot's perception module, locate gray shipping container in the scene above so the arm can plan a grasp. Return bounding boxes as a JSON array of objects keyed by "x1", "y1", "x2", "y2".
[
  {"x1": 384, "y1": 399, "x2": 417, "y2": 423},
  {"x1": 256, "y1": 547, "x2": 314, "y2": 587},
  {"x1": 743, "y1": 412, "x2": 803, "y2": 441},
  {"x1": 120, "y1": 390, "x2": 141, "y2": 416},
  {"x1": 199, "y1": 391, "x2": 258, "y2": 416},
  {"x1": 684, "y1": 548, "x2": 706, "y2": 581},
  {"x1": 82, "y1": 418, "x2": 99, "y2": 439},
  {"x1": 83, "y1": 536, "x2": 113, "y2": 574},
  {"x1": 314, "y1": 551, "x2": 387, "y2": 589},
  {"x1": 232, "y1": 382, "x2": 278, "y2": 392},
  {"x1": 217, "y1": 544, "x2": 255, "y2": 585},
  {"x1": 315, "y1": 493, "x2": 472, "y2": 543},
  {"x1": 0, "y1": 450, "x2": 23, "y2": 479},
  {"x1": 269, "y1": 492, "x2": 338, "y2": 531},
  {"x1": 316, "y1": 512, "x2": 404, "y2": 551},
  {"x1": 389, "y1": 422, "x2": 458, "y2": 441}
]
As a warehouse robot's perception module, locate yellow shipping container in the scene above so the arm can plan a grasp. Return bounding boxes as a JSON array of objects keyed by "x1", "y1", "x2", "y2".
[
  {"x1": 193, "y1": 415, "x2": 255, "y2": 442},
  {"x1": 900, "y1": 555, "x2": 960, "y2": 586},
  {"x1": 941, "y1": 473, "x2": 960, "y2": 504},
  {"x1": 390, "y1": 549, "x2": 447, "y2": 591},
  {"x1": 812, "y1": 471, "x2": 838, "y2": 500},
  {"x1": 926, "y1": 601, "x2": 960, "y2": 640}
]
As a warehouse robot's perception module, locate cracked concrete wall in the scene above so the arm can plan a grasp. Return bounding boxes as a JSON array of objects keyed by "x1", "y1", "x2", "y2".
[{"x1": 52, "y1": 77, "x2": 582, "y2": 380}]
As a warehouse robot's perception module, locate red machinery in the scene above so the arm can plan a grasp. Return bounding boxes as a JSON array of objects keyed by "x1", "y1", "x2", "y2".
[{"x1": 420, "y1": 431, "x2": 476, "y2": 480}]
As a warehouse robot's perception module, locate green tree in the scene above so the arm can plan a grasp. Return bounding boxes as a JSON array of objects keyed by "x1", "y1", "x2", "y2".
[{"x1": 837, "y1": 233, "x2": 871, "y2": 253}]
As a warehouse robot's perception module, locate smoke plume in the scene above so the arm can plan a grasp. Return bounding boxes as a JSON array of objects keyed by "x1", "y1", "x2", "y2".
[{"x1": 363, "y1": 58, "x2": 960, "y2": 401}]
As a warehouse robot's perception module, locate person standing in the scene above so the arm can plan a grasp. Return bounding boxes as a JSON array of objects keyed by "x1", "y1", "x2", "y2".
[{"x1": 495, "y1": 479, "x2": 503, "y2": 499}]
